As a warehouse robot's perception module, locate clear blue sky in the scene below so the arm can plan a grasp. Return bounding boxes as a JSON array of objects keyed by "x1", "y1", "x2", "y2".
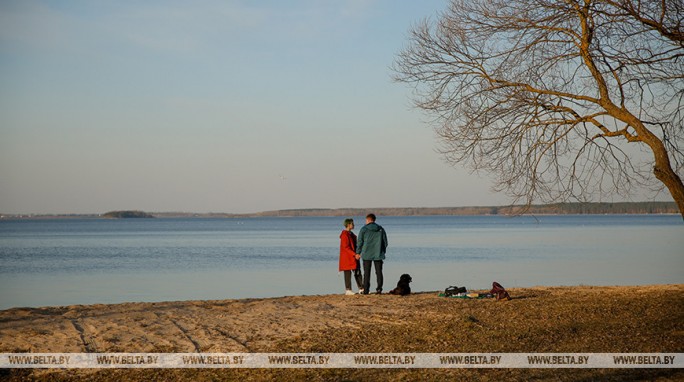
[{"x1": 0, "y1": 1, "x2": 535, "y2": 214}]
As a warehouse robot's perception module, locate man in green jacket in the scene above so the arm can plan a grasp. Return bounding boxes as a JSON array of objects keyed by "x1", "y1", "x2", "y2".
[{"x1": 356, "y1": 213, "x2": 388, "y2": 294}]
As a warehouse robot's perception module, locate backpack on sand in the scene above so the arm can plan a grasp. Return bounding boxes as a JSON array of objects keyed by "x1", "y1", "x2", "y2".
[
  {"x1": 443, "y1": 286, "x2": 467, "y2": 297},
  {"x1": 490, "y1": 281, "x2": 511, "y2": 301}
]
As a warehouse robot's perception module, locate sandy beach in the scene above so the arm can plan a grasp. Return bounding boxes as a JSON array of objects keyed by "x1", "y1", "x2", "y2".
[{"x1": 1, "y1": 284, "x2": 682, "y2": 381}]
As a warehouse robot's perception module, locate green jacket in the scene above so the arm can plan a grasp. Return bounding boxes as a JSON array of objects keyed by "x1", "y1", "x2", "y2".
[{"x1": 356, "y1": 222, "x2": 388, "y2": 261}]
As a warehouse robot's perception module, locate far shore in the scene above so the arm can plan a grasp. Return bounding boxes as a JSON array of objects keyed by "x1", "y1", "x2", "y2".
[
  {"x1": 1, "y1": 201, "x2": 681, "y2": 220},
  {"x1": 1, "y1": 284, "x2": 682, "y2": 381}
]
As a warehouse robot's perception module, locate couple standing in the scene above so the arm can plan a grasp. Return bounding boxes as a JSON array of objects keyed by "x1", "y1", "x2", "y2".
[{"x1": 339, "y1": 213, "x2": 388, "y2": 295}]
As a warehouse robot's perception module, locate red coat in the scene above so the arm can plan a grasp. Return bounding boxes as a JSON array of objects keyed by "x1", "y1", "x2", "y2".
[{"x1": 339, "y1": 230, "x2": 358, "y2": 271}]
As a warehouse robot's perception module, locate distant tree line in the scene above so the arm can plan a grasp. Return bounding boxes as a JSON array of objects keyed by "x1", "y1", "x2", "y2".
[
  {"x1": 3, "y1": 203, "x2": 677, "y2": 220},
  {"x1": 500, "y1": 202, "x2": 679, "y2": 215},
  {"x1": 102, "y1": 210, "x2": 155, "y2": 219},
  {"x1": 245, "y1": 202, "x2": 678, "y2": 217}
]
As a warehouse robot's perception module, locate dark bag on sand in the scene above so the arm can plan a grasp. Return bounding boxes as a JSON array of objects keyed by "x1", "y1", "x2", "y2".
[
  {"x1": 444, "y1": 286, "x2": 467, "y2": 297},
  {"x1": 490, "y1": 281, "x2": 511, "y2": 301}
]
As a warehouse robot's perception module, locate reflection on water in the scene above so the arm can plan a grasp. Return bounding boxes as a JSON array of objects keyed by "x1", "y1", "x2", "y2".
[{"x1": 0, "y1": 215, "x2": 681, "y2": 309}]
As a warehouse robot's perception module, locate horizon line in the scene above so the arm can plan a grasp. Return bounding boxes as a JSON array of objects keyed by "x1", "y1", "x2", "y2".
[{"x1": 1, "y1": 201, "x2": 678, "y2": 218}]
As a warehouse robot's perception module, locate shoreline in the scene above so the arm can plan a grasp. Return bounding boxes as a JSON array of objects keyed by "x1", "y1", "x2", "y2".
[
  {"x1": 1, "y1": 284, "x2": 682, "y2": 381},
  {"x1": 0, "y1": 282, "x2": 682, "y2": 312}
]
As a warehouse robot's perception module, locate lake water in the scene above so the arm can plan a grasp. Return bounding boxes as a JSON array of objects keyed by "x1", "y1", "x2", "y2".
[{"x1": 0, "y1": 215, "x2": 682, "y2": 309}]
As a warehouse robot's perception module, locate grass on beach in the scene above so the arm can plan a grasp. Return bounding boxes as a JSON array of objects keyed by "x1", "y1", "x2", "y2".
[{"x1": 1, "y1": 284, "x2": 682, "y2": 381}]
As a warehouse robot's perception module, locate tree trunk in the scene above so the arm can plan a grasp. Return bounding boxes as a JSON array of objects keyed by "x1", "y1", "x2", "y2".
[
  {"x1": 639, "y1": 126, "x2": 684, "y2": 219},
  {"x1": 653, "y1": 160, "x2": 684, "y2": 220},
  {"x1": 604, "y1": 105, "x2": 684, "y2": 219}
]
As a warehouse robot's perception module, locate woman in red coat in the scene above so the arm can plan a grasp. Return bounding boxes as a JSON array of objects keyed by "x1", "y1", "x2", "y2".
[{"x1": 340, "y1": 218, "x2": 363, "y2": 295}]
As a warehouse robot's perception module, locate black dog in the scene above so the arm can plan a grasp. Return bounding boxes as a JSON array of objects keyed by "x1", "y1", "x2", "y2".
[{"x1": 389, "y1": 274, "x2": 412, "y2": 296}]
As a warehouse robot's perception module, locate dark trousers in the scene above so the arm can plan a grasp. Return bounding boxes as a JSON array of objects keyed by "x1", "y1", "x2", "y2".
[
  {"x1": 344, "y1": 260, "x2": 363, "y2": 290},
  {"x1": 363, "y1": 260, "x2": 383, "y2": 293}
]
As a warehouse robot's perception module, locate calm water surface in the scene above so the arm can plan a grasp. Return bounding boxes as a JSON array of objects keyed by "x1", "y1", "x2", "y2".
[{"x1": 0, "y1": 215, "x2": 681, "y2": 309}]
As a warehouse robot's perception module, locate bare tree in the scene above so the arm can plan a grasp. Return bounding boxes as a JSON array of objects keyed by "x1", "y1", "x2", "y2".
[{"x1": 394, "y1": 0, "x2": 684, "y2": 217}]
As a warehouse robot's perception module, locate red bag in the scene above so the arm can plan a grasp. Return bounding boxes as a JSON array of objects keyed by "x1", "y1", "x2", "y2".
[{"x1": 490, "y1": 282, "x2": 511, "y2": 301}]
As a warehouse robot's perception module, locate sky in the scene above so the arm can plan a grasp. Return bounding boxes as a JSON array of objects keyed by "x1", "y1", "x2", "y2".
[{"x1": 0, "y1": 0, "x2": 666, "y2": 215}]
